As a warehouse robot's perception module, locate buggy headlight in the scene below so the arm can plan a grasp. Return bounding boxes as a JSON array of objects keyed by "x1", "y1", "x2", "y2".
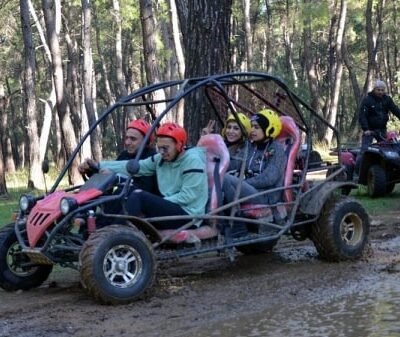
[
  {"x1": 60, "y1": 197, "x2": 78, "y2": 215},
  {"x1": 19, "y1": 194, "x2": 36, "y2": 212}
]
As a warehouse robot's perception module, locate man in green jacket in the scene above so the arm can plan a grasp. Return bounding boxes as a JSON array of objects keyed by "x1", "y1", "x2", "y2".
[{"x1": 81, "y1": 122, "x2": 208, "y2": 230}]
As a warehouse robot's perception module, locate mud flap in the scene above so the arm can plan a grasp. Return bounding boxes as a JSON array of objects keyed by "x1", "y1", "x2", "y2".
[{"x1": 299, "y1": 181, "x2": 357, "y2": 216}]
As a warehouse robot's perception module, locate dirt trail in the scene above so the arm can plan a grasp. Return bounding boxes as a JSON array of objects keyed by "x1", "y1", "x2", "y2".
[{"x1": 1, "y1": 212, "x2": 400, "y2": 337}]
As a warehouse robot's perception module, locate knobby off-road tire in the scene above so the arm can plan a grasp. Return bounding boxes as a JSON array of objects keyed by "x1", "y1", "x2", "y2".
[
  {"x1": 80, "y1": 225, "x2": 156, "y2": 305},
  {"x1": 0, "y1": 224, "x2": 53, "y2": 291},
  {"x1": 367, "y1": 164, "x2": 387, "y2": 197},
  {"x1": 311, "y1": 196, "x2": 370, "y2": 262}
]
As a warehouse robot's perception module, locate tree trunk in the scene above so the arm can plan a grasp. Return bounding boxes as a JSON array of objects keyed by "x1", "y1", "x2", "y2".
[
  {"x1": 81, "y1": 0, "x2": 101, "y2": 161},
  {"x1": 93, "y1": 3, "x2": 120, "y2": 150},
  {"x1": 176, "y1": 0, "x2": 232, "y2": 143},
  {"x1": 38, "y1": 88, "x2": 55, "y2": 164},
  {"x1": 113, "y1": 0, "x2": 128, "y2": 100},
  {"x1": 42, "y1": 0, "x2": 80, "y2": 185},
  {"x1": 0, "y1": 129, "x2": 7, "y2": 196},
  {"x1": 159, "y1": 12, "x2": 183, "y2": 124},
  {"x1": 264, "y1": 0, "x2": 272, "y2": 72},
  {"x1": 363, "y1": 0, "x2": 385, "y2": 94},
  {"x1": 139, "y1": 0, "x2": 167, "y2": 117},
  {"x1": 243, "y1": 0, "x2": 253, "y2": 70},
  {"x1": 20, "y1": 0, "x2": 44, "y2": 189},
  {"x1": 0, "y1": 88, "x2": 8, "y2": 196},
  {"x1": 0, "y1": 91, "x2": 15, "y2": 173},
  {"x1": 4, "y1": 78, "x2": 19, "y2": 169},
  {"x1": 231, "y1": 15, "x2": 238, "y2": 71},
  {"x1": 112, "y1": 0, "x2": 129, "y2": 139},
  {"x1": 282, "y1": 0, "x2": 298, "y2": 87},
  {"x1": 93, "y1": 3, "x2": 115, "y2": 107},
  {"x1": 28, "y1": 0, "x2": 54, "y2": 165},
  {"x1": 168, "y1": 0, "x2": 185, "y2": 79},
  {"x1": 63, "y1": 9, "x2": 83, "y2": 145},
  {"x1": 303, "y1": 19, "x2": 322, "y2": 138},
  {"x1": 391, "y1": 2, "x2": 398, "y2": 95},
  {"x1": 342, "y1": 36, "x2": 361, "y2": 136},
  {"x1": 324, "y1": 0, "x2": 347, "y2": 145}
]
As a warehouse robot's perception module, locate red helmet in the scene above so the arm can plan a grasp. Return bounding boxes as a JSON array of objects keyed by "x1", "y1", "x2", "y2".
[
  {"x1": 127, "y1": 119, "x2": 154, "y2": 142},
  {"x1": 156, "y1": 122, "x2": 187, "y2": 152}
]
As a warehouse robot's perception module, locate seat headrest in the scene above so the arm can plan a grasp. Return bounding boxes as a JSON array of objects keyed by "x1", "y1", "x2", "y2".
[
  {"x1": 197, "y1": 134, "x2": 230, "y2": 164},
  {"x1": 277, "y1": 116, "x2": 300, "y2": 141}
]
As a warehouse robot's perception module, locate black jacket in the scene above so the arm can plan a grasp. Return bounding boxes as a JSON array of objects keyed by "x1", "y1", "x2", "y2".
[
  {"x1": 359, "y1": 92, "x2": 400, "y2": 131},
  {"x1": 117, "y1": 147, "x2": 159, "y2": 195}
]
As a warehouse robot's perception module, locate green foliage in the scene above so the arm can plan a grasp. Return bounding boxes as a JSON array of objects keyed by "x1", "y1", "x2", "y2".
[
  {"x1": 299, "y1": 1, "x2": 330, "y2": 30},
  {"x1": 352, "y1": 186, "x2": 400, "y2": 216},
  {"x1": 121, "y1": 0, "x2": 140, "y2": 26},
  {"x1": 0, "y1": 189, "x2": 24, "y2": 228}
]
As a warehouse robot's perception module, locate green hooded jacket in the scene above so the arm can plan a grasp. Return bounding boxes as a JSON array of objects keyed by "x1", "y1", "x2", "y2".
[{"x1": 99, "y1": 147, "x2": 208, "y2": 216}]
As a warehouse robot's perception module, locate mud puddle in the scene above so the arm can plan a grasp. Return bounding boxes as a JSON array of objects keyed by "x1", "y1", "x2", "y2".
[{"x1": 191, "y1": 271, "x2": 400, "y2": 337}]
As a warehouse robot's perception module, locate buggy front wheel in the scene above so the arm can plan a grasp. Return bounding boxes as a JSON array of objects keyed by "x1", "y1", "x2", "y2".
[
  {"x1": 0, "y1": 224, "x2": 53, "y2": 291},
  {"x1": 311, "y1": 196, "x2": 370, "y2": 261},
  {"x1": 80, "y1": 225, "x2": 156, "y2": 305}
]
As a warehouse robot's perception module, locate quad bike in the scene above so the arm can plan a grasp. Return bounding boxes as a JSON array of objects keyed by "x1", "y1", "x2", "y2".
[
  {"x1": 332, "y1": 131, "x2": 400, "y2": 197},
  {"x1": 0, "y1": 72, "x2": 370, "y2": 304}
]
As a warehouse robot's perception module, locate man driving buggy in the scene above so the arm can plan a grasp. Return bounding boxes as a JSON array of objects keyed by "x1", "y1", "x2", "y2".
[
  {"x1": 117, "y1": 119, "x2": 159, "y2": 194},
  {"x1": 79, "y1": 122, "x2": 208, "y2": 230},
  {"x1": 78, "y1": 119, "x2": 159, "y2": 226},
  {"x1": 79, "y1": 118, "x2": 158, "y2": 194}
]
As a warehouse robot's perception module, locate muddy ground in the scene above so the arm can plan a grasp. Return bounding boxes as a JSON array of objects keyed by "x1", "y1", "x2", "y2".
[{"x1": 1, "y1": 211, "x2": 400, "y2": 337}]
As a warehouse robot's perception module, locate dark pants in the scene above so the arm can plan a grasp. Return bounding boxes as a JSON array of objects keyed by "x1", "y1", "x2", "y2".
[
  {"x1": 222, "y1": 174, "x2": 283, "y2": 205},
  {"x1": 125, "y1": 190, "x2": 190, "y2": 229},
  {"x1": 355, "y1": 130, "x2": 386, "y2": 174},
  {"x1": 222, "y1": 174, "x2": 265, "y2": 204}
]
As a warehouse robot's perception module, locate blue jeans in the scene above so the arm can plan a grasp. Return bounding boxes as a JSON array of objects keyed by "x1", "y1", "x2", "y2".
[{"x1": 222, "y1": 174, "x2": 265, "y2": 204}]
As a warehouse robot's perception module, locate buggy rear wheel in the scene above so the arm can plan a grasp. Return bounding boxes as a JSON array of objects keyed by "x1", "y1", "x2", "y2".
[
  {"x1": 80, "y1": 225, "x2": 156, "y2": 305},
  {"x1": 367, "y1": 164, "x2": 387, "y2": 197},
  {"x1": 311, "y1": 196, "x2": 370, "y2": 261},
  {"x1": 0, "y1": 224, "x2": 53, "y2": 291}
]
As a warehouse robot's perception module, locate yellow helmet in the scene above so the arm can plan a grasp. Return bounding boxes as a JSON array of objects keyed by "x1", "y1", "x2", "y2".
[
  {"x1": 253, "y1": 109, "x2": 282, "y2": 139},
  {"x1": 222, "y1": 112, "x2": 251, "y2": 140}
]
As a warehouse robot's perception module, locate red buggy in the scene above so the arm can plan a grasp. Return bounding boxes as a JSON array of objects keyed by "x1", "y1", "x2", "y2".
[{"x1": 0, "y1": 73, "x2": 370, "y2": 304}]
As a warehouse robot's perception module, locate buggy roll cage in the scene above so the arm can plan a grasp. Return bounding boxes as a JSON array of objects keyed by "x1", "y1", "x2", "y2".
[
  {"x1": 46, "y1": 72, "x2": 344, "y2": 248},
  {"x1": 51, "y1": 72, "x2": 341, "y2": 193}
]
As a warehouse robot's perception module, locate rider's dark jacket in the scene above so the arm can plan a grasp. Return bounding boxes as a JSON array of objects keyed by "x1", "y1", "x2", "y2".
[
  {"x1": 359, "y1": 92, "x2": 400, "y2": 131},
  {"x1": 117, "y1": 147, "x2": 159, "y2": 194}
]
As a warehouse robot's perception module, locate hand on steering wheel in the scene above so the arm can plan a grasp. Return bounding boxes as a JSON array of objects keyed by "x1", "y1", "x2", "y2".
[{"x1": 78, "y1": 159, "x2": 99, "y2": 181}]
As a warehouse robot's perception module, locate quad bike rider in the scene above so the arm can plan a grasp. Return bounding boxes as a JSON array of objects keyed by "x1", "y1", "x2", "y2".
[
  {"x1": 0, "y1": 72, "x2": 370, "y2": 304},
  {"x1": 336, "y1": 79, "x2": 400, "y2": 197}
]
